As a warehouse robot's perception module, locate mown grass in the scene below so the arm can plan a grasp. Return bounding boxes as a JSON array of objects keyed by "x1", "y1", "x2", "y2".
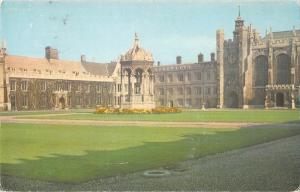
[
  {"x1": 19, "y1": 109, "x2": 300, "y2": 123},
  {"x1": 0, "y1": 109, "x2": 92, "y2": 116},
  {"x1": 1, "y1": 123, "x2": 300, "y2": 183}
]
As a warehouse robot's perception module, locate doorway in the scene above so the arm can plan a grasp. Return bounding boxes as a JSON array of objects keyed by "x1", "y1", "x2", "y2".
[
  {"x1": 59, "y1": 96, "x2": 66, "y2": 109},
  {"x1": 275, "y1": 92, "x2": 284, "y2": 107}
]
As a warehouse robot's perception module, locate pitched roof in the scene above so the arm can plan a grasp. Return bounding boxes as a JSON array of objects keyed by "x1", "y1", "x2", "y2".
[
  {"x1": 5, "y1": 55, "x2": 87, "y2": 73},
  {"x1": 82, "y1": 61, "x2": 117, "y2": 76},
  {"x1": 5, "y1": 54, "x2": 116, "y2": 77}
]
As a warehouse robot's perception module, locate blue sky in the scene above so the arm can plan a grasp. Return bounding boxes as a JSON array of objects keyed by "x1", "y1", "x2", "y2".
[{"x1": 1, "y1": 0, "x2": 299, "y2": 64}]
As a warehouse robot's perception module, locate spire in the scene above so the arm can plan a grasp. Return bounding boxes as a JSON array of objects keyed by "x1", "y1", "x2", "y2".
[
  {"x1": 238, "y1": 5, "x2": 240, "y2": 17},
  {"x1": 134, "y1": 32, "x2": 139, "y2": 47}
]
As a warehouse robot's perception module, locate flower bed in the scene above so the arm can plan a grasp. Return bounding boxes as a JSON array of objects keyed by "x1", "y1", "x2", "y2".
[{"x1": 95, "y1": 107, "x2": 182, "y2": 114}]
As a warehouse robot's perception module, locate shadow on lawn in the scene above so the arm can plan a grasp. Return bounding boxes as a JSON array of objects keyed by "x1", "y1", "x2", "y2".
[{"x1": 1, "y1": 121, "x2": 300, "y2": 189}]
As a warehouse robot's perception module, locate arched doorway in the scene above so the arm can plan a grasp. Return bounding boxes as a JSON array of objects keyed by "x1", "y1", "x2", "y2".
[
  {"x1": 227, "y1": 91, "x2": 239, "y2": 108},
  {"x1": 59, "y1": 96, "x2": 66, "y2": 109},
  {"x1": 275, "y1": 92, "x2": 284, "y2": 107}
]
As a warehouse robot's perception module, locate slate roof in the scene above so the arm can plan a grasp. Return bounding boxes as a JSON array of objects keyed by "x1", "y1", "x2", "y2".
[{"x1": 5, "y1": 55, "x2": 117, "y2": 77}]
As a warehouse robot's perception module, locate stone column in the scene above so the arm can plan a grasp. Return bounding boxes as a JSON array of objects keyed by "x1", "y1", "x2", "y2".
[
  {"x1": 216, "y1": 29, "x2": 224, "y2": 108},
  {"x1": 265, "y1": 91, "x2": 270, "y2": 109},
  {"x1": 268, "y1": 49, "x2": 273, "y2": 85},
  {"x1": 291, "y1": 91, "x2": 295, "y2": 109},
  {"x1": 65, "y1": 94, "x2": 69, "y2": 109}
]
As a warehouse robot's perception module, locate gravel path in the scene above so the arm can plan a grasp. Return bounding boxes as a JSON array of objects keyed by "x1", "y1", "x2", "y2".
[
  {"x1": 2, "y1": 115, "x2": 299, "y2": 128},
  {"x1": 2, "y1": 135, "x2": 300, "y2": 191}
]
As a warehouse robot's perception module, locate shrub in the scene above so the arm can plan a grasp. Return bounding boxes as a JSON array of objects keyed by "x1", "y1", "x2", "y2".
[{"x1": 95, "y1": 107, "x2": 181, "y2": 114}]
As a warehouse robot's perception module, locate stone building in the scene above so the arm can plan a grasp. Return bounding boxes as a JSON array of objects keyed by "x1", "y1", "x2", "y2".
[
  {"x1": 1, "y1": 12, "x2": 299, "y2": 111},
  {"x1": 217, "y1": 10, "x2": 300, "y2": 109},
  {"x1": 0, "y1": 34, "x2": 155, "y2": 111},
  {"x1": 0, "y1": 46, "x2": 117, "y2": 111},
  {"x1": 153, "y1": 53, "x2": 218, "y2": 108}
]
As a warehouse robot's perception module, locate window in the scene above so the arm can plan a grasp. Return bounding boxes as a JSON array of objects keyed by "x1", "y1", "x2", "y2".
[
  {"x1": 177, "y1": 87, "x2": 183, "y2": 95},
  {"x1": 76, "y1": 84, "x2": 81, "y2": 92},
  {"x1": 159, "y1": 75, "x2": 165, "y2": 82},
  {"x1": 76, "y1": 96, "x2": 81, "y2": 105},
  {"x1": 10, "y1": 80, "x2": 16, "y2": 91},
  {"x1": 97, "y1": 96, "x2": 102, "y2": 105},
  {"x1": 186, "y1": 87, "x2": 192, "y2": 95},
  {"x1": 168, "y1": 88, "x2": 173, "y2": 95},
  {"x1": 86, "y1": 84, "x2": 91, "y2": 93},
  {"x1": 177, "y1": 99, "x2": 183, "y2": 106},
  {"x1": 207, "y1": 71, "x2": 211, "y2": 80},
  {"x1": 160, "y1": 99, "x2": 164, "y2": 106},
  {"x1": 195, "y1": 72, "x2": 201, "y2": 80},
  {"x1": 177, "y1": 73, "x2": 183, "y2": 81},
  {"x1": 168, "y1": 74, "x2": 173, "y2": 82},
  {"x1": 195, "y1": 87, "x2": 201, "y2": 95},
  {"x1": 63, "y1": 82, "x2": 71, "y2": 91},
  {"x1": 55, "y1": 82, "x2": 60, "y2": 91},
  {"x1": 22, "y1": 95, "x2": 28, "y2": 107},
  {"x1": 159, "y1": 88, "x2": 164, "y2": 95},
  {"x1": 41, "y1": 95, "x2": 47, "y2": 107},
  {"x1": 41, "y1": 82, "x2": 46, "y2": 91},
  {"x1": 187, "y1": 72, "x2": 191, "y2": 81},
  {"x1": 21, "y1": 81, "x2": 28, "y2": 91},
  {"x1": 186, "y1": 99, "x2": 192, "y2": 107},
  {"x1": 117, "y1": 84, "x2": 121, "y2": 92},
  {"x1": 206, "y1": 87, "x2": 211, "y2": 95},
  {"x1": 96, "y1": 84, "x2": 101, "y2": 92}
]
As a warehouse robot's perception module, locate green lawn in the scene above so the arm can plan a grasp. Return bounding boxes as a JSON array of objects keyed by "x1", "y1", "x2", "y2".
[
  {"x1": 20, "y1": 109, "x2": 300, "y2": 123},
  {"x1": 1, "y1": 123, "x2": 300, "y2": 183},
  {"x1": 0, "y1": 109, "x2": 93, "y2": 116}
]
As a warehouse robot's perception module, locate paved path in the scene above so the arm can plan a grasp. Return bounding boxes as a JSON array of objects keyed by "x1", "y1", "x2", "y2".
[
  {"x1": 2, "y1": 135, "x2": 300, "y2": 191},
  {"x1": 1, "y1": 115, "x2": 300, "y2": 128}
]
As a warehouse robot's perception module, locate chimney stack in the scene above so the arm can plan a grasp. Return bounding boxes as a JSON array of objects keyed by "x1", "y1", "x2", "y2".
[
  {"x1": 45, "y1": 46, "x2": 59, "y2": 60},
  {"x1": 176, "y1": 56, "x2": 182, "y2": 65},
  {"x1": 81, "y1": 55, "x2": 86, "y2": 63},
  {"x1": 198, "y1": 53, "x2": 204, "y2": 63},
  {"x1": 210, "y1": 52, "x2": 215, "y2": 61}
]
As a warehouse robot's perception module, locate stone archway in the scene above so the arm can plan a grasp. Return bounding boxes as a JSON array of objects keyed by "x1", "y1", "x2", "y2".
[
  {"x1": 54, "y1": 91, "x2": 69, "y2": 110},
  {"x1": 59, "y1": 96, "x2": 66, "y2": 109},
  {"x1": 275, "y1": 92, "x2": 284, "y2": 107}
]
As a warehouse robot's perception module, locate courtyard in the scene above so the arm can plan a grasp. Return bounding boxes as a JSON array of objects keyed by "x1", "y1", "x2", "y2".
[{"x1": 0, "y1": 109, "x2": 299, "y2": 191}]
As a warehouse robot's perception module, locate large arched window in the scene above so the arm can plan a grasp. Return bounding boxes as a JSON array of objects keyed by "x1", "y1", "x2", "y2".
[
  {"x1": 254, "y1": 55, "x2": 268, "y2": 86},
  {"x1": 276, "y1": 54, "x2": 291, "y2": 84}
]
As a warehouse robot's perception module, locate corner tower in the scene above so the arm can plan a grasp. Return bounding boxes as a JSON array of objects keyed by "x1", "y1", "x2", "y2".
[
  {"x1": 0, "y1": 41, "x2": 8, "y2": 111},
  {"x1": 119, "y1": 33, "x2": 155, "y2": 109}
]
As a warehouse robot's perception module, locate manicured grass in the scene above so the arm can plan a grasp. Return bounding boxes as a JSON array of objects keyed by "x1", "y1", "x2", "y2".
[
  {"x1": 20, "y1": 109, "x2": 300, "y2": 123},
  {"x1": 0, "y1": 109, "x2": 93, "y2": 116},
  {"x1": 1, "y1": 123, "x2": 300, "y2": 183}
]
